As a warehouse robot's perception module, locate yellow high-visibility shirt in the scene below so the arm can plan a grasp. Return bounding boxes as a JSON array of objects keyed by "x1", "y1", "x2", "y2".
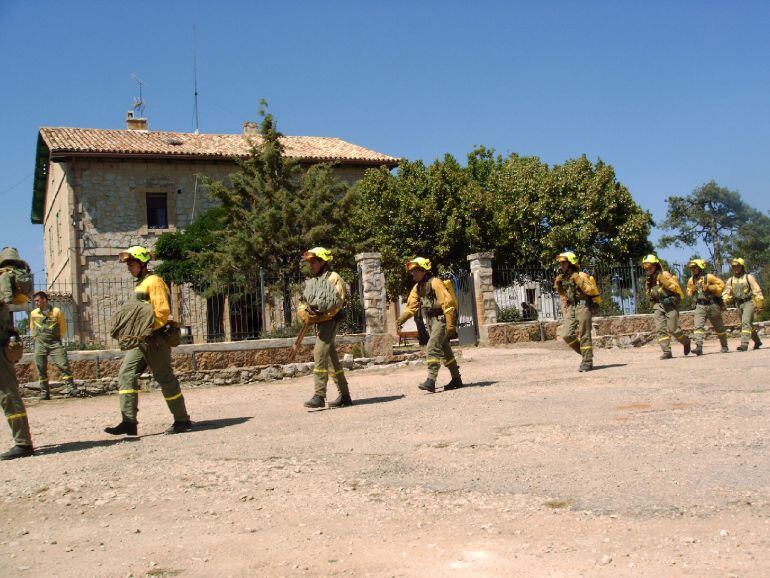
[{"x1": 136, "y1": 274, "x2": 171, "y2": 329}]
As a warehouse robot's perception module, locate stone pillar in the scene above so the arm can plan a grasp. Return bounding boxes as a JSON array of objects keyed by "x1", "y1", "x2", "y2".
[
  {"x1": 355, "y1": 252, "x2": 387, "y2": 335},
  {"x1": 467, "y1": 252, "x2": 496, "y2": 344}
]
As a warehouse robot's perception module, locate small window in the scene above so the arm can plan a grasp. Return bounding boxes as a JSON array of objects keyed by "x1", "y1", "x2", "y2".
[{"x1": 146, "y1": 193, "x2": 169, "y2": 229}]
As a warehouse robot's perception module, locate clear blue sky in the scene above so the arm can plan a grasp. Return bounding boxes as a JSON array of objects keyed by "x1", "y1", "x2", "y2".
[{"x1": 2, "y1": 0, "x2": 769, "y2": 275}]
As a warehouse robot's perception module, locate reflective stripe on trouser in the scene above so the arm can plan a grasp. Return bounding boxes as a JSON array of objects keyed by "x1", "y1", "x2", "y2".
[
  {"x1": 118, "y1": 333, "x2": 189, "y2": 424},
  {"x1": 738, "y1": 301, "x2": 760, "y2": 346},
  {"x1": 35, "y1": 339, "x2": 74, "y2": 394},
  {"x1": 563, "y1": 303, "x2": 593, "y2": 363},
  {"x1": 693, "y1": 303, "x2": 728, "y2": 347},
  {"x1": 0, "y1": 352, "x2": 32, "y2": 446},
  {"x1": 653, "y1": 303, "x2": 689, "y2": 353},
  {"x1": 425, "y1": 315, "x2": 460, "y2": 380},
  {"x1": 313, "y1": 318, "x2": 349, "y2": 398}
]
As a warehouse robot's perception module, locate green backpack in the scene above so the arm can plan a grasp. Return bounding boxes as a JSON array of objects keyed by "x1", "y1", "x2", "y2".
[{"x1": 0, "y1": 247, "x2": 33, "y2": 305}]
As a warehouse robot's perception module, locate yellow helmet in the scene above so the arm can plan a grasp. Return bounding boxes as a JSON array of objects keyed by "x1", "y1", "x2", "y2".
[
  {"x1": 555, "y1": 251, "x2": 579, "y2": 266},
  {"x1": 303, "y1": 247, "x2": 333, "y2": 262},
  {"x1": 641, "y1": 254, "x2": 660, "y2": 269},
  {"x1": 688, "y1": 258, "x2": 707, "y2": 271},
  {"x1": 118, "y1": 245, "x2": 152, "y2": 264},
  {"x1": 406, "y1": 257, "x2": 432, "y2": 271},
  {"x1": 731, "y1": 257, "x2": 746, "y2": 268}
]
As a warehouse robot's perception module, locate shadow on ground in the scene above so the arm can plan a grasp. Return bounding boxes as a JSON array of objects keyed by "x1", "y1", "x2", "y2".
[
  {"x1": 591, "y1": 364, "x2": 627, "y2": 370},
  {"x1": 191, "y1": 416, "x2": 253, "y2": 431},
  {"x1": 36, "y1": 437, "x2": 141, "y2": 456}
]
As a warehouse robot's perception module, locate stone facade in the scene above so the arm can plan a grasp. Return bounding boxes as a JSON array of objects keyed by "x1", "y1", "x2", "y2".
[
  {"x1": 467, "y1": 252, "x2": 497, "y2": 344},
  {"x1": 39, "y1": 157, "x2": 379, "y2": 345},
  {"x1": 355, "y1": 252, "x2": 387, "y2": 334}
]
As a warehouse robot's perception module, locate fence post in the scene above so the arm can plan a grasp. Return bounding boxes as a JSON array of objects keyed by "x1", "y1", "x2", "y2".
[
  {"x1": 355, "y1": 252, "x2": 387, "y2": 334},
  {"x1": 467, "y1": 252, "x2": 496, "y2": 345}
]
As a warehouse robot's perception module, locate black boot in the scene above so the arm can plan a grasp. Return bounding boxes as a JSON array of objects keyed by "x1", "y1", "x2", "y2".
[
  {"x1": 754, "y1": 339, "x2": 763, "y2": 350},
  {"x1": 721, "y1": 346, "x2": 730, "y2": 353},
  {"x1": 418, "y1": 378, "x2": 436, "y2": 393},
  {"x1": 104, "y1": 422, "x2": 138, "y2": 436},
  {"x1": 683, "y1": 340, "x2": 691, "y2": 356},
  {"x1": 327, "y1": 393, "x2": 353, "y2": 408},
  {"x1": 0, "y1": 445, "x2": 34, "y2": 460},
  {"x1": 304, "y1": 395, "x2": 325, "y2": 409},
  {"x1": 443, "y1": 376, "x2": 464, "y2": 390},
  {"x1": 578, "y1": 361, "x2": 593, "y2": 372},
  {"x1": 165, "y1": 420, "x2": 193, "y2": 434},
  {"x1": 736, "y1": 344, "x2": 748, "y2": 352},
  {"x1": 39, "y1": 387, "x2": 50, "y2": 401},
  {"x1": 694, "y1": 344, "x2": 703, "y2": 356},
  {"x1": 660, "y1": 351, "x2": 673, "y2": 360}
]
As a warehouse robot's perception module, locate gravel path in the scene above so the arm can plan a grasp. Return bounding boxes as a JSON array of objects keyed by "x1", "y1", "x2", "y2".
[{"x1": 1, "y1": 342, "x2": 769, "y2": 576}]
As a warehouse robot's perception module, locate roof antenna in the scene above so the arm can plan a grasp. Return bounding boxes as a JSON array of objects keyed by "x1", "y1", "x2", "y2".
[
  {"x1": 130, "y1": 73, "x2": 146, "y2": 117},
  {"x1": 193, "y1": 24, "x2": 200, "y2": 134}
]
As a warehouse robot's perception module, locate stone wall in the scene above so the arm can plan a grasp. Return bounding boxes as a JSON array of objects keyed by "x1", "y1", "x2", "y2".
[
  {"x1": 486, "y1": 309, "x2": 756, "y2": 348},
  {"x1": 17, "y1": 332, "x2": 395, "y2": 384}
]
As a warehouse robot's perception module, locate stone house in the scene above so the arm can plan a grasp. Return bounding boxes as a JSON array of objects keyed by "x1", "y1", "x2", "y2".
[{"x1": 31, "y1": 114, "x2": 399, "y2": 344}]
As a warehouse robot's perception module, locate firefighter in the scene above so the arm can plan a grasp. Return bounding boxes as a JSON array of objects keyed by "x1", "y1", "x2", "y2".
[
  {"x1": 723, "y1": 257, "x2": 764, "y2": 351},
  {"x1": 554, "y1": 252, "x2": 600, "y2": 372},
  {"x1": 30, "y1": 291, "x2": 79, "y2": 399},
  {"x1": 642, "y1": 255, "x2": 691, "y2": 359},
  {"x1": 686, "y1": 259, "x2": 728, "y2": 355},
  {"x1": 104, "y1": 246, "x2": 192, "y2": 436},
  {"x1": 299, "y1": 247, "x2": 352, "y2": 409},
  {"x1": 396, "y1": 258, "x2": 462, "y2": 393},
  {"x1": 0, "y1": 261, "x2": 33, "y2": 459}
]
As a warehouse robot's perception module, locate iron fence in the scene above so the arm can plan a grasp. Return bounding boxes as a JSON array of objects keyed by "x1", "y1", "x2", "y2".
[
  {"x1": 11, "y1": 272, "x2": 365, "y2": 351},
  {"x1": 494, "y1": 262, "x2": 770, "y2": 323}
]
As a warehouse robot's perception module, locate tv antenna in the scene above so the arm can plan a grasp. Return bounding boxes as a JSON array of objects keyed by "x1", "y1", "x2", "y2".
[
  {"x1": 193, "y1": 24, "x2": 200, "y2": 134},
  {"x1": 131, "y1": 73, "x2": 146, "y2": 117}
]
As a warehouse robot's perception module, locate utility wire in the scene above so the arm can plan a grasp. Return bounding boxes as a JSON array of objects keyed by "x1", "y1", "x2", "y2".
[{"x1": 0, "y1": 173, "x2": 33, "y2": 198}]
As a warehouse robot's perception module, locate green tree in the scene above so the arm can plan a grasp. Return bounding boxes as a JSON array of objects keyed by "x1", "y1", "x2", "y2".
[
  {"x1": 154, "y1": 206, "x2": 226, "y2": 292},
  {"x1": 659, "y1": 181, "x2": 752, "y2": 272},
  {"x1": 349, "y1": 148, "x2": 654, "y2": 297}
]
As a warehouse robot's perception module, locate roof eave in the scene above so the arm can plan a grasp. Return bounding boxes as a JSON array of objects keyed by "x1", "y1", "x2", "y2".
[
  {"x1": 47, "y1": 150, "x2": 400, "y2": 167},
  {"x1": 31, "y1": 134, "x2": 49, "y2": 224}
]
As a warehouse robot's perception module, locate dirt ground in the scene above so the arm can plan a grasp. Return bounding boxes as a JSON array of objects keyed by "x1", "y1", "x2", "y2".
[{"x1": 1, "y1": 341, "x2": 769, "y2": 577}]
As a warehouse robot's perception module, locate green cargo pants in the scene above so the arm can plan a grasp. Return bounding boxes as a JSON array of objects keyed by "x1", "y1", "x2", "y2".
[
  {"x1": 424, "y1": 314, "x2": 460, "y2": 380},
  {"x1": 653, "y1": 302, "x2": 690, "y2": 354},
  {"x1": 35, "y1": 338, "x2": 74, "y2": 395},
  {"x1": 737, "y1": 301, "x2": 761, "y2": 348},
  {"x1": 118, "y1": 332, "x2": 189, "y2": 424},
  {"x1": 563, "y1": 303, "x2": 593, "y2": 363},
  {"x1": 693, "y1": 303, "x2": 727, "y2": 348},
  {"x1": 0, "y1": 352, "x2": 32, "y2": 447},
  {"x1": 313, "y1": 318, "x2": 349, "y2": 398}
]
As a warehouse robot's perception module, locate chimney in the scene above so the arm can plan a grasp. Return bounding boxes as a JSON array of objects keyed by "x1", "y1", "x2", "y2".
[
  {"x1": 243, "y1": 121, "x2": 260, "y2": 135},
  {"x1": 126, "y1": 110, "x2": 149, "y2": 131}
]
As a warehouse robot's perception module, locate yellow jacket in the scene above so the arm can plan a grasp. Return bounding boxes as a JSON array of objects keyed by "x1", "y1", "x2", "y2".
[
  {"x1": 686, "y1": 273, "x2": 725, "y2": 298},
  {"x1": 401, "y1": 277, "x2": 456, "y2": 319},
  {"x1": 30, "y1": 306, "x2": 67, "y2": 340},
  {"x1": 723, "y1": 273, "x2": 765, "y2": 309},
  {"x1": 136, "y1": 274, "x2": 171, "y2": 329}
]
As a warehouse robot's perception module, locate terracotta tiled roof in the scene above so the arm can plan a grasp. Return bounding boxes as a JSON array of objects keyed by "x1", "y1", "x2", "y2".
[{"x1": 38, "y1": 127, "x2": 400, "y2": 166}]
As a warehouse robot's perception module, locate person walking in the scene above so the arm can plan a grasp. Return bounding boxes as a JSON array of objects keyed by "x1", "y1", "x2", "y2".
[
  {"x1": 0, "y1": 253, "x2": 33, "y2": 460},
  {"x1": 299, "y1": 247, "x2": 353, "y2": 409},
  {"x1": 104, "y1": 246, "x2": 192, "y2": 436},
  {"x1": 723, "y1": 257, "x2": 764, "y2": 351},
  {"x1": 396, "y1": 258, "x2": 462, "y2": 393},
  {"x1": 642, "y1": 255, "x2": 691, "y2": 359},
  {"x1": 686, "y1": 259, "x2": 728, "y2": 355},
  {"x1": 30, "y1": 291, "x2": 79, "y2": 399},
  {"x1": 554, "y1": 252, "x2": 601, "y2": 372}
]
